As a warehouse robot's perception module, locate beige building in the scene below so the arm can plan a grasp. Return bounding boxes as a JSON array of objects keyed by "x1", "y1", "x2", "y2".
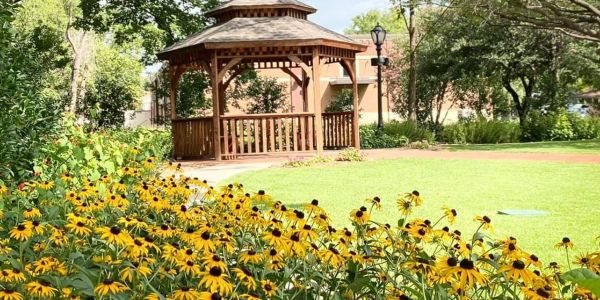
[{"x1": 227, "y1": 35, "x2": 398, "y2": 124}]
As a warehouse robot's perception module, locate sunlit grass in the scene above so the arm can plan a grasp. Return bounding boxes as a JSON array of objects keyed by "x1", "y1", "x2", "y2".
[
  {"x1": 445, "y1": 140, "x2": 600, "y2": 154},
  {"x1": 223, "y1": 158, "x2": 600, "y2": 263}
]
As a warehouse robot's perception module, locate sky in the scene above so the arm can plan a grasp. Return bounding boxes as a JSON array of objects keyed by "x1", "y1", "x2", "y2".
[{"x1": 302, "y1": 0, "x2": 391, "y2": 33}]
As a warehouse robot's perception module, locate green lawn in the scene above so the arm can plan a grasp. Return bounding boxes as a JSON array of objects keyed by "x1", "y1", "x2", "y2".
[
  {"x1": 445, "y1": 140, "x2": 600, "y2": 154},
  {"x1": 223, "y1": 158, "x2": 600, "y2": 263}
]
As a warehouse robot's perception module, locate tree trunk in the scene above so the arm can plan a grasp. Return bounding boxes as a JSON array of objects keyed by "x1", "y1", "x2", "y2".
[{"x1": 407, "y1": 2, "x2": 418, "y2": 122}]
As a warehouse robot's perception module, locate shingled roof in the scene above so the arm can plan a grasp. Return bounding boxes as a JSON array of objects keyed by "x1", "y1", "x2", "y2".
[
  {"x1": 205, "y1": 0, "x2": 317, "y2": 17},
  {"x1": 158, "y1": 16, "x2": 367, "y2": 58}
]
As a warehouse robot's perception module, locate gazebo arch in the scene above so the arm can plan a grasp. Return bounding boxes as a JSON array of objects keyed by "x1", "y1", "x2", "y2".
[{"x1": 157, "y1": 0, "x2": 368, "y2": 161}]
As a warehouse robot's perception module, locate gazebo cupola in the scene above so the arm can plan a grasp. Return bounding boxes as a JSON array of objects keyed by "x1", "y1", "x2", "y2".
[
  {"x1": 206, "y1": 0, "x2": 317, "y2": 24},
  {"x1": 158, "y1": 0, "x2": 368, "y2": 161}
]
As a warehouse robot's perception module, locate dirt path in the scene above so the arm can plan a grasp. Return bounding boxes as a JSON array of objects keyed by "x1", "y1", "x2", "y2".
[{"x1": 360, "y1": 149, "x2": 600, "y2": 164}]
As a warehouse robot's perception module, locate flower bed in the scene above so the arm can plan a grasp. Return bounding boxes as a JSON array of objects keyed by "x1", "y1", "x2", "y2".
[{"x1": 0, "y1": 158, "x2": 598, "y2": 299}]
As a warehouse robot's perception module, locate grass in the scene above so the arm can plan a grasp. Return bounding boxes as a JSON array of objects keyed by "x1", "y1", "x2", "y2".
[
  {"x1": 223, "y1": 158, "x2": 600, "y2": 263},
  {"x1": 445, "y1": 140, "x2": 600, "y2": 154}
]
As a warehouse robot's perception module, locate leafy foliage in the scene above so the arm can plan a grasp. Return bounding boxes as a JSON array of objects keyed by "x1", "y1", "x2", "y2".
[
  {"x1": 523, "y1": 110, "x2": 600, "y2": 142},
  {"x1": 0, "y1": 1, "x2": 67, "y2": 182},
  {"x1": 81, "y1": 44, "x2": 144, "y2": 128},
  {"x1": 33, "y1": 117, "x2": 171, "y2": 182},
  {"x1": 439, "y1": 118, "x2": 521, "y2": 144},
  {"x1": 359, "y1": 121, "x2": 435, "y2": 149},
  {"x1": 230, "y1": 71, "x2": 289, "y2": 114},
  {"x1": 325, "y1": 89, "x2": 354, "y2": 113},
  {"x1": 344, "y1": 9, "x2": 406, "y2": 34}
]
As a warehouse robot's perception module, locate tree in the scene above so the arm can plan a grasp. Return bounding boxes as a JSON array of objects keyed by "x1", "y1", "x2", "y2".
[
  {"x1": 81, "y1": 44, "x2": 144, "y2": 128},
  {"x1": 344, "y1": 9, "x2": 406, "y2": 34},
  {"x1": 326, "y1": 89, "x2": 354, "y2": 113},
  {"x1": 470, "y1": 0, "x2": 600, "y2": 42},
  {"x1": 390, "y1": 0, "x2": 451, "y2": 121},
  {"x1": 0, "y1": 1, "x2": 66, "y2": 181},
  {"x1": 229, "y1": 71, "x2": 289, "y2": 114},
  {"x1": 76, "y1": 0, "x2": 220, "y2": 64}
]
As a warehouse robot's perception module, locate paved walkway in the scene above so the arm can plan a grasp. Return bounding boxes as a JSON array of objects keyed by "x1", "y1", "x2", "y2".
[{"x1": 173, "y1": 148, "x2": 600, "y2": 185}]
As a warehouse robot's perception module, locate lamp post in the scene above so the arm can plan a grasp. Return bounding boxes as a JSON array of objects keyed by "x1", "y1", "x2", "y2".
[{"x1": 371, "y1": 24, "x2": 387, "y2": 131}]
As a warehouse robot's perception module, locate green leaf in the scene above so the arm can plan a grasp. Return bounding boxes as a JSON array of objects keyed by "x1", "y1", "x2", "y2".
[{"x1": 562, "y1": 268, "x2": 600, "y2": 297}]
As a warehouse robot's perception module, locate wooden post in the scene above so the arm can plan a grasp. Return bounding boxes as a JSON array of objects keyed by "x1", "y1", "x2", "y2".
[
  {"x1": 351, "y1": 60, "x2": 360, "y2": 149},
  {"x1": 312, "y1": 48, "x2": 324, "y2": 156},
  {"x1": 211, "y1": 53, "x2": 222, "y2": 161},
  {"x1": 302, "y1": 70, "x2": 309, "y2": 112}
]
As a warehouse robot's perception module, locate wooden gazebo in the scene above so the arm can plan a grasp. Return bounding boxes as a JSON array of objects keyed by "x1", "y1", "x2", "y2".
[{"x1": 157, "y1": 0, "x2": 368, "y2": 161}]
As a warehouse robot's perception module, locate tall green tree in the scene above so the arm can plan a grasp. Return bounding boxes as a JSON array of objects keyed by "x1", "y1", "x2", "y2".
[
  {"x1": 344, "y1": 9, "x2": 406, "y2": 34},
  {"x1": 470, "y1": 0, "x2": 600, "y2": 42},
  {"x1": 82, "y1": 43, "x2": 144, "y2": 128},
  {"x1": 0, "y1": 1, "x2": 67, "y2": 181},
  {"x1": 76, "y1": 0, "x2": 220, "y2": 64}
]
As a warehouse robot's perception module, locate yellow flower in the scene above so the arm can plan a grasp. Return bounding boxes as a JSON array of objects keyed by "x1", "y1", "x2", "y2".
[
  {"x1": 350, "y1": 207, "x2": 370, "y2": 225},
  {"x1": 233, "y1": 267, "x2": 257, "y2": 291},
  {"x1": 554, "y1": 237, "x2": 574, "y2": 249},
  {"x1": 171, "y1": 287, "x2": 201, "y2": 300},
  {"x1": 0, "y1": 289, "x2": 23, "y2": 300},
  {"x1": 366, "y1": 196, "x2": 382, "y2": 210},
  {"x1": 23, "y1": 207, "x2": 41, "y2": 219},
  {"x1": 178, "y1": 260, "x2": 202, "y2": 277},
  {"x1": 447, "y1": 259, "x2": 488, "y2": 290},
  {"x1": 65, "y1": 220, "x2": 92, "y2": 236},
  {"x1": 25, "y1": 280, "x2": 57, "y2": 298},
  {"x1": 9, "y1": 224, "x2": 32, "y2": 241},
  {"x1": 202, "y1": 253, "x2": 228, "y2": 271},
  {"x1": 94, "y1": 279, "x2": 129, "y2": 296},
  {"x1": 261, "y1": 279, "x2": 278, "y2": 297},
  {"x1": 95, "y1": 226, "x2": 133, "y2": 247},
  {"x1": 37, "y1": 180, "x2": 54, "y2": 190},
  {"x1": 443, "y1": 207, "x2": 457, "y2": 224},
  {"x1": 239, "y1": 250, "x2": 262, "y2": 264},
  {"x1": 474, "y1": 215, "x2": 493, "y2": 231},
  {"x1": 498, "y1": 260, "x2": 537, "y2": 285},
  {"x1": 119, "y1": 262, "x2": 152, "y2": 282},
  {"x1": 198, "y1": 267, "x2": 233, "y2": 296}
]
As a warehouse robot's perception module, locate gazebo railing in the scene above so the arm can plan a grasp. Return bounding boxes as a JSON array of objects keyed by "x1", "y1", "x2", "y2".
[
  {"x1": 322, "y1": 111, "x2": 354, "y2": 149},
  {"x1": 221, "y1": 113, "x2": 316, "y2": 158},
  {"x1": 172, "y1": 117, "x2": 214, "y2": 159}
]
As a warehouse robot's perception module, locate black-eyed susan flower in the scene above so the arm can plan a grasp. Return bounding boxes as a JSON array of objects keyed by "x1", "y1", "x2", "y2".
[
  {"x1": 474, "y1": 215, "x2": 493, "y2": 231},
  {"x1": 233, "y1": 267, "x2": 257, "y2": 291},
  {"x1": 449, "y1": 259, "x2": 488, "y2": 290},
  {"x1": 94, "y1": 279, "x2": 129, "y2": 296},
  {"x1": 522, "y1": 286, "x2": 554, "y2": 300},
  {"x1": 261, "y1": 279, "x2": 278, "y2": 297},
  {"x1": 239, "y1": 250, "x2": 262, "y2": 264},
  {"x1": 499, "y1": 259, "x2": 536, "y2": 285},
  {"x1": 96, "y1": 226, "x2": 132, "y2": 247},
  {"x1": 37, "y1": 180, "x2": 54, "y2": 190},
  {"x1": 25, "y1": 280, "x2": 57, "y2": 298},
  {"x1": 366, "y1": 196, "x2": 382, "y2": 210},
  {"x1": 65, "y1": 220, "x2": 92, "y2": 236},
  {"x1": 9, "y1": 224, "x2": 32, "y2": 241},
  {"x1": 23, "y1": 208, "x2": 41, "y2": 219},
  {"x1": 350, "y1": 207, "x2": 370, "y2": 225},
  {"x1": 555, "y1": 237, "x2": 574, "y2": 249},
  {"x1": 179, "y1": 260, "x2": 202, "y2": 277},
  {"x1": 202, "y1": 253, "x2": 227, "y2": 271},
  {"x1": 0, "y1": 289, "x2": 23, "y2": 300},
  {"x1": 443, "y1": 207, "x2": 457, "y2": 224},
  {"x1": 198, "y1": 267, "x2": 233, "y2": 296},
  {"x1": 171, "y1": 287, "x2": 201, "y2": 300}
]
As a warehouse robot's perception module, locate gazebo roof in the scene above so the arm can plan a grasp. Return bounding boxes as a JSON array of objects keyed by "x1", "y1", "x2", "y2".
[
  {"x1": 205, "y1": 0, "x2": 317, "y2": 17},
  {"x1": 157, "y1": 16, "x2": 367, "y2": 59}
]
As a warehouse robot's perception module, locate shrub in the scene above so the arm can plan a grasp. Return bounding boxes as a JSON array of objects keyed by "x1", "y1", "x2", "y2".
[
  {"x1": 0, "y1": 162, "x2": 598, "y2": 299},
  {"x1": 383, "y1": 120, "x2": 436, "y2": 144},
  {"x1": 568, "y1": 114, "x2": 600, "y2": 140},
  {"x1": 31, "y1": 117, "x2": 171, "y2": 183},
  {"x1": 439, "y1": 118, "x2": 521, "y2": 144},
  {"x1": 282, "y1": 156, "x2": 333, "y2": 168},
  {"x1": 523, "y1": 109, "x2": 573, "y2": 142},
  {"x1": 325, "y1": 88, "x2": 354, "y2": 113},
  {"x1": 335, "y1": 147, "x2": 366, "y2": 162}
]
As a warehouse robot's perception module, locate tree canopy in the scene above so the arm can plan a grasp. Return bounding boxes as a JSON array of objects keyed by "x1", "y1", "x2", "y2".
[{"x1": 344, "y1": 9, "x2": 406, "y2": 34}]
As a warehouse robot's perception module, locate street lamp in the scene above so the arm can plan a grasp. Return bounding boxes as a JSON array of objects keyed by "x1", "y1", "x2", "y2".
[{"x1": 371, "y1": 23, "x2": 387, "y2": 131}]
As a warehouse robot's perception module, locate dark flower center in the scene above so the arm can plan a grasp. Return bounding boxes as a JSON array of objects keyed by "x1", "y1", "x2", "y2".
[
  {"x1": 272, "y1": 229, "x2": 282, "y2": 237},
  {"x1": 201, "y1": 231, "x2": 211, "y2": 240},
  {"x1": 447, "y1": 257, "x2": 458, "y2": 267},
  {"x1": 512, "y1": 260, "x2": 526, "y2": 270},
  {"x1": 412, "y1": 191, "x2": 420, "y2": 196},
  {"x1": 248, "y1": 250, "x2": 256, "y2": 255},
  {"x1": 459, "y1": 259, "x2": 474, "y2": 270},
  {"x1": 212, "y1": 255, "x2": 221, "y2": 262},
  {"x1": 103, "y1": 279, "x2": 114, "y2": 285},
  {"x1": 536, "y1": 288, "x2": 550, "y2": 298},
  {"x1": 110, "y1": 227, "x2": 121, "y2": 235},
  {"x1": 76, "y1": 222, "x2": 85, "y2": 227},
  {"x1": 209, "y1": 267, "x2": 222, "y2": 276},
  {"x1": 562, "y1": 237, "x2": 571, "y2": 243},
  {"x1": 482, "y1": 216, "x2": 491, "y2": 223},
  {"x1": 17, "y1": 225, "x2": 26, "y2": 231},
  {"x1": 181, "y1": 287, "x2": 190, "y2": 292},
  {"x1": 258, "y1": 190, "x2": 265, "y2": 195},
  {"x1": 311, "y1": 199, "x2": 319, "y2": 205},
  {"x1": 356, "y1": 211, "x2": 364, "y2": 218}
]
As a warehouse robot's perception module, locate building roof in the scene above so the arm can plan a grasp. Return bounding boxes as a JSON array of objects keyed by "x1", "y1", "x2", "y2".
[
  {"x1": 206, "y1": 0, "x2": 316, "y2": 17},
  {"x1": 158, "y1": 17, "x2": 367, "y2": 58}
]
